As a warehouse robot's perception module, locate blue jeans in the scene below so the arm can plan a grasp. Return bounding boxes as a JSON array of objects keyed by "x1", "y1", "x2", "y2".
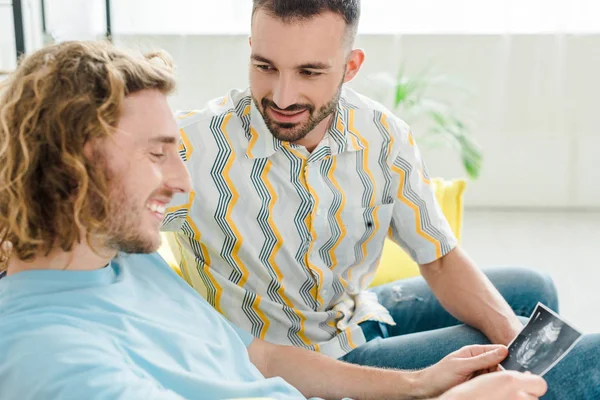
[{"x1": 340, "y1": 267, "x2": 600, "y2": 399}]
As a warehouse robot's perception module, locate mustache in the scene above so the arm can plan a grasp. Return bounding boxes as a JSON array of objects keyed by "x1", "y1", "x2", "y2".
[
  {"x1": 148, "y1": 188, "x2": 175, "y2": 203},
  {"x1": 261, "y1": 98, "x2": 314, "y2": 113}
]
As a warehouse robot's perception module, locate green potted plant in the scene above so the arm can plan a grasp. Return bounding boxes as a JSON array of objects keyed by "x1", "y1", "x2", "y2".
[{"x1": 361, "y1": 66, "x2": 483, "y2": 180}]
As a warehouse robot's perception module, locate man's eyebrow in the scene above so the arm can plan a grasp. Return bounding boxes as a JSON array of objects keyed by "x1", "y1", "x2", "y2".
[
  {"x1": 148, "y1": 136, "x2": 178, "y2": 144},
  {"x1": 297, "y1": 61, "x2": 332, "y2": 70},
  {"x1": 252, "y1": 54, "x2": 331, "y2": 70},
  {"x1": 251, "y1": 54, "x2": 274, "y2": 64}
]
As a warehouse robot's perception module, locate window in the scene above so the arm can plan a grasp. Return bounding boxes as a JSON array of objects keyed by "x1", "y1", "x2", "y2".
[{"x1": 44, "y1": 0, "x2": 600, "y2": 39}]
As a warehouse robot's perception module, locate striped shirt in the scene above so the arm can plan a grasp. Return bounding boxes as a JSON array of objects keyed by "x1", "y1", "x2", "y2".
[{"x1": 162, "y1": 87, "x2": 457, "y2": 358}]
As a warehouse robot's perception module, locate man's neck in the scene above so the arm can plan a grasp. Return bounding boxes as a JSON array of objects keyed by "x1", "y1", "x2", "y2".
[
  {"x1": 6, "y1": 241, "x2": 115, "y2": 276},
  {"x1": 293, "y1": 114, "x2": 334, "y2": 153}
]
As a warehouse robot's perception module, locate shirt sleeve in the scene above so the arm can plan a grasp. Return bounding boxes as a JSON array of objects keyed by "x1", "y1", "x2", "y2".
[
  {"x1": 2, "y1": 326, "x2": 185, "y2": 400},
  {"x1": 387, "y1": 117, "x2": 458, "y2": 265}
]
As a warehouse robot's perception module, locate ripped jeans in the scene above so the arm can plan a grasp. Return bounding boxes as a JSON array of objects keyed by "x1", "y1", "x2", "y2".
[{"x1": 340, "y1": 267, "x2": 600, "y2": 399}]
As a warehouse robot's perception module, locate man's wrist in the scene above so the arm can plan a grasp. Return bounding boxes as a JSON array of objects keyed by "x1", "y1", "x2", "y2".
[
  {"x1": 490, "y1": 317, "x2": 523, "y2": 345},
  {"x1": 406, "y1": 368, "x2": 435, "y2": 399}
]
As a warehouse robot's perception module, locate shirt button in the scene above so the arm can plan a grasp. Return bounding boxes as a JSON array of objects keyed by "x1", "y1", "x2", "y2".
[{"x1": 316, "y1": 209, "x2": 322, "y2": 216}]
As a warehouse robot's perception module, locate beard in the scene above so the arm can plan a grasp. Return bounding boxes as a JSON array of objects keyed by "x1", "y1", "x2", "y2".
[
  {"x1": 252, "y1": 81, "x2": 344, "y2": 143},
  {"x1": 89, "y1": 147, "x2": 169, "y2": 255},
  {"x1": 103, "y1": 185, "x2": 161, "y2": 255}
]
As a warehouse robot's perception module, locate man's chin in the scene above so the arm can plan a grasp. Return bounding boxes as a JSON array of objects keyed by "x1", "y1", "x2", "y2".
[
  {"x1": 110, "y1": 234, "x2": 160, "y2": 255},
  {"x1": 268, "y1": 125, "x2": 310, "y2": 143}
]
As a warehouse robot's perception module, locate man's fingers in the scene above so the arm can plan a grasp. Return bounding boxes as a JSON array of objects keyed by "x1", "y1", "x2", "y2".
[
  {"x1": 460, "y1": 346, "x2": 508, "y2": 371},
  {"x1": 457, "y1": 344, "x2": 507, "y2": 357},
  {"x1": 516, "y1": 372, "x2": 548, "y2": 397},
  {"x1": 517, "y1": 394, "x2": 541, "y2": 400}
]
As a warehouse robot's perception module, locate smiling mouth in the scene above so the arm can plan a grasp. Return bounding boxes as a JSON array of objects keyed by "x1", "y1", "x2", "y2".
[
  {"x1": 268, "y1": 106, "x2": 308, "y2": 123},
  {"x1": 146, "y1": 200, "x2": 167, "y2": 221}
]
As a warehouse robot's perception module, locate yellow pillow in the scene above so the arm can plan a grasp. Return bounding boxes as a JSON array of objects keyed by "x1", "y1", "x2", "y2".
[
  {"x1": 158, "y1": 178, "x2": 467, "y2": 287},
  {"x1": 368, "y1": 178, "x2": 466, "y2": 287},
  {"x1": 158, "y1": 232, "x2": 185, "y2": 279}
]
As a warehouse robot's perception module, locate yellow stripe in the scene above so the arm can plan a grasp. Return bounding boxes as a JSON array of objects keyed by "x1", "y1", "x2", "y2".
[
  {"x1": 327, "y1": 318, "x2": 337, "y2": 330},
  {"x1": 345, "y1": 327, "x2": 358, "y2": 349},
  {"x1": 347, "y1": 109, "x2": 362, "y2": 150},
  {"x1": 263, "y1": 161, "x2": 312, "y2": 346},
  {"x1": 220, "y1": 113, "x2": 250, "y2": 287},
  {"x1": 253, "y1": 295, "x2": 270, "y2": 340},
  {"x1": 166, "y1": 190, "x2": 195, "y2": 216},
  {"x1": 420, "y1": 168, "x2": 431, "y2": 185},
  {"x1": 336, "y1": 113, "x2": 344, "y2": 133},
  {"x1": 360, "y1": 263, "x2": 379, "y2": 289},
  {"x1": 246, "y1": 127, "x2": 259, "y2": 158},
  {"x1": 348, "y1": 110, "x2": 376, "y2": 206},
  {"x1": 391, "y1": 122, "x2": 426, "y2": 185},
  {"x1": 281, "y1": 143, "x2": 324, "y2": 302},
  {"x1": 219, "y1": 96, "x2": 228, "y2": 106},
  {"x1": 177, "y1": 111, "x2": 197, "y2": 120},
  {"x1": 243, "y1": 104, "x2": 251, "y2": 116},
  {"x1": 346, "y1": 112, "x2": 378, "y2": 282},
  {"x1": 306, "y1": 185, "x2": 325, "y2": 306},
  {"x1": 178, "y1": 128, "x2": 194, "y2": 160},
  {"x1": 355, "y1": 312, "x2": 379, "y2": 325},
  {"x1": 280, "y1": 143, "x2": 321, "y2": 344},
  {"x1": 172, "y1": 233, "x2": 192, "y2": 285},
  {"x1": 282, "y1": 142, "x2": 308, "y2": 161},
  {"x1": 221, "y1": 113, "x2": 269, "y2": 335},
  {"x1": 181, "y1": 206, "x2": 224, "y2": 314},
  {"x1": 327, "y1": 158, "x2": 346, "y2": 268},
  {"x1": 392, "y1": 164, "x2": 442, "y2": 259},
  {"x1": 381, "y1": 114, "x2": 395, "y2": 159},
  {"x1": 196, "y1": 239, "x2": 220, "y2": 308},
  {"x1": 348, "y1": 206, "x2": 381, "y2": 283}
]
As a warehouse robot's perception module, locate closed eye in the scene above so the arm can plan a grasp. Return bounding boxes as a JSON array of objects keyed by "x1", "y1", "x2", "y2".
[
  {"x1": 255, "y1": 64, "x2": 275, "y2": 72},
  {"x1": 300, "y1": 70, "x2": 323, "y2": 77},
  {"x1": 150, "y1": 152, "x2": 166, "y2": 160}
]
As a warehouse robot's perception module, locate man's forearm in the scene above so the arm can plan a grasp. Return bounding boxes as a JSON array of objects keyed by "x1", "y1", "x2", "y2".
[
  {"x1": 419, "y1": 247, "x2": 522, "y2": 345},
  {"x1": 250, "y1": 339, "x2": 428, "y2": 400}
]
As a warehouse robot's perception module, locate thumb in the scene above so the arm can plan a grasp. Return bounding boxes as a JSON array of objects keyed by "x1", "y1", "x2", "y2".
[{"x1": 462, "y1": 346, "x2": 508, "y2": 371}]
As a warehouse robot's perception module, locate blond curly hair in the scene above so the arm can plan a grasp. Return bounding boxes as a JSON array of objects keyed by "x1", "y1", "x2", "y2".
[{"x1": 0, "y1": 41, "x2": 176, "y2": 270}]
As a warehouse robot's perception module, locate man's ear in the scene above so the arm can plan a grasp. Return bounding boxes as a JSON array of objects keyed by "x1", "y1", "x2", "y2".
[
  {"x1": 83, "y1": 140, "x2": 95, "y2": 160},
  {"x1": 343, "y1": 49, "x2": 365, "y2": 83}
]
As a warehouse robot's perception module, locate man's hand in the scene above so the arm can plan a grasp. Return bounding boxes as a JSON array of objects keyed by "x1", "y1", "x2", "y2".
[
  {"x1": 439, "y1": 371, "x2": 548, "y2": 400},
  {"x1": 416, "y1": 344, "x2": 509, "y2": 398}
]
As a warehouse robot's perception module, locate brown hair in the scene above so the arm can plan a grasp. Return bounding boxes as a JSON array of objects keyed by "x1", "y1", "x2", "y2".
[
  {"x1": 0, "y1": 41, "x2": 176, "y2": 270},
  {"x1": 252, "y1": 0, "x2": 361, "y2": 45}
]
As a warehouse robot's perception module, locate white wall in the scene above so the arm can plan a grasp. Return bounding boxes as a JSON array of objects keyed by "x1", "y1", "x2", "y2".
[
  {"x1": 0, "y1": 7, "x2": 17, "y2": 71},
  {"x1": 114, "y1": 34, "x2": 600, "y2": 210},
  {"x1": 0, "y1": 0, "x2": 43, "y2": 72},
  {"x1": 2, "y1": 27, "x2": 598, "y2": 209}
]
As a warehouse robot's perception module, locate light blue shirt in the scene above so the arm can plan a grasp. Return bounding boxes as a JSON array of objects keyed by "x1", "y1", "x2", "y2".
[{"x1": 0, "y1": 253, "x2": 306, "y2": 400}]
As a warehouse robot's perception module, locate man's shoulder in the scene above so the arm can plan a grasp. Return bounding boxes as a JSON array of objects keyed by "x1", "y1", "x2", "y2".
[
  {"x1": 342, "y1": 86, "x2": 393, "y2": 114},
  {"x1": 0, "y1": 317, "x2": 127, "y2": 400},
  {"x1": 342, "y1": 87, "x2": 412, "y2": 142},
  {"x1": 0, "y1": 315, "x2": 116, "y2": 362},
  {"x1": 175, "y1": 87, "x2": 251, "y2": 130}
]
